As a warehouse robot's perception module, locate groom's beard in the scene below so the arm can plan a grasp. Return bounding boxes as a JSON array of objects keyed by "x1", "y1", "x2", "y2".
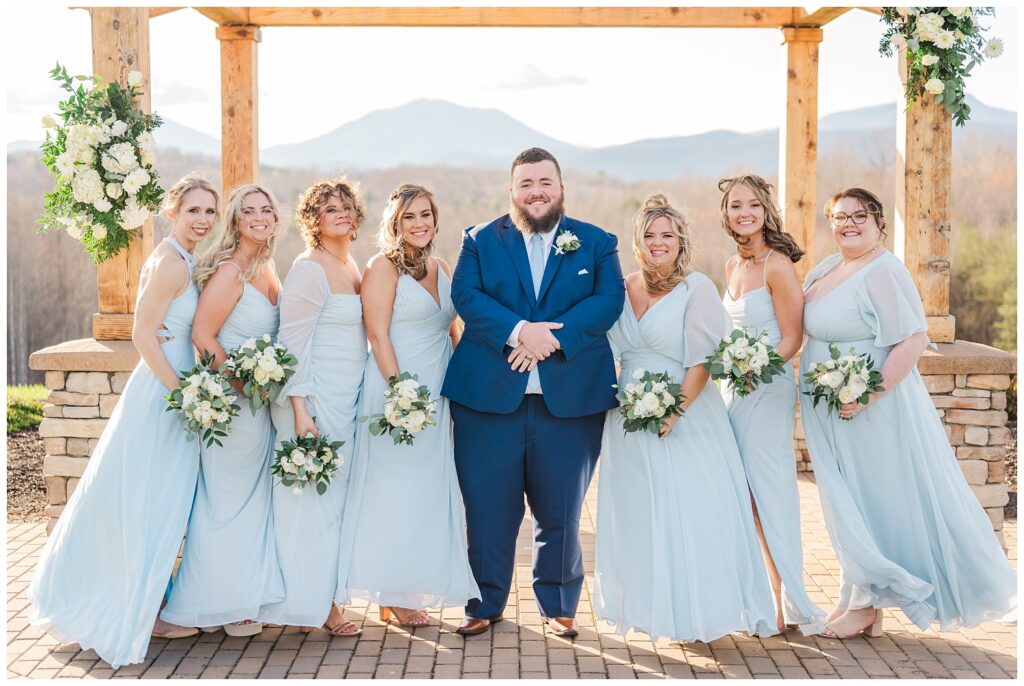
[{"x1": 510, "y1": 196, "x2": 564, "y2": 235}]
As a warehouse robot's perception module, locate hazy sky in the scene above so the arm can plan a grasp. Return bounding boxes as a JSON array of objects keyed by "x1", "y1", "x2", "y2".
[{"x1": 5, "y1": 2, "x2": 1018, "y2": 148}]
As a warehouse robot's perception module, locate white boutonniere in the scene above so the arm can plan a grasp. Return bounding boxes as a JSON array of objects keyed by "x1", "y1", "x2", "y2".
[{"x1": 553, "y1": 230, "x2": 581, "y2": 255}]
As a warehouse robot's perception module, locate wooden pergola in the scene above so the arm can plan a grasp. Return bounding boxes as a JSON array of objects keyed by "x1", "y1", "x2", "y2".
[{"x1": 87, "y1": 6, "x2": 955, "y2": 344}]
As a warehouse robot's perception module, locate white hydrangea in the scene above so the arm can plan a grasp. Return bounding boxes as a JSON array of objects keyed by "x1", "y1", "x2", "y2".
[
  {"x1": 921, "y1": 54, "x2": 940, "y2": 66},
  {"x1": 71, "y1": 168, "x2": 104, "y2": 204},
  {"x1": 889, "y1": 33, "x2": 907, "y2": 50},
  {"x1": 101, "y1": 141, "x2": 139, "y2": 175},
  {"x1": 109, "y1": 120, "x2": 129, "y2": 137},
  {"x1": 91, "y1": 223, "x2": 108, "y2": 240},
  {"x1": 55, "y1": 152, "x2": 77, "y2": 178},
  {"x1": 946, "y1": 7, "x2": 971, "y2": 18},
  {"x1": 924, "y1": 78, "x2": 946, "y2": 95}
]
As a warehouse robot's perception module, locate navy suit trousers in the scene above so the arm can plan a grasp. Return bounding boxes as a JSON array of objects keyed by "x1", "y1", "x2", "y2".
[{"x1": 451, "y1": 396, "x2": 604, "y2": 620}]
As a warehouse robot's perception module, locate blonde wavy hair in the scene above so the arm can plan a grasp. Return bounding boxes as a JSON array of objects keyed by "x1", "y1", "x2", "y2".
[
  {"x1": 632, "y1": 193, "x2": 693, "y2": 295},
  {"x1": 294, "y1": 176, "x2": 366, "y2": 248},
  {"x1": 717, "y1": 174, "x2": 805, "y2": 262},
  {"x1": 193, "y1": 184, "x2": 281, "y2": 289},
  {"x1": 377, "y1": 184, "x2": 439, "y2": 280},
  {"x1": 162, "y1": 173, "x2": 220, "y2": 221}
]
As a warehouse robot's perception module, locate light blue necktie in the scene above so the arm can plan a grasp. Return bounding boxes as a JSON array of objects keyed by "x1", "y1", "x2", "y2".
[{"x1": 527, "y1": 233, "x2": 544, "y2": 391}]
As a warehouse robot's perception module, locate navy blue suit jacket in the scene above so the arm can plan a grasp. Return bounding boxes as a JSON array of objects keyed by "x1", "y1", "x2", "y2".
[{"x1": 442, "y1": 214, "x2": 625, "y2": 417}]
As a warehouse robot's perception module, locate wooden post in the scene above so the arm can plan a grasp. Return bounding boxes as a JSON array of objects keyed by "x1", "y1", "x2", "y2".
[
  {"x1": 89, "y1": 7, "x2": 153, "y2": 340},
  {"x1": 217, "y1": 25, "x2": 261, "y2": 201},
  {"x1": 779, "y1": 27, "x2": 822, "y2": 280},
  {"x1": 895, "y1": 49, "x2": 955, "y2": 343}
]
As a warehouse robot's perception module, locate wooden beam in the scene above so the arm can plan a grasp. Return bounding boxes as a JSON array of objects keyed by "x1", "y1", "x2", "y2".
[
  {"x1": 195, "y1": 7, "x2": 251, "y2": 25},
  {"x1": 149, "y1": 7, "x2": 183, "y2": 19},
  {"x1": 217, "y1": 25, "x2": 260, "y2": 201},
  {"x1": 89, "y1": 7, "x2": 154, "y2": 341},
  {"x1": 894, "y1": 48, "x2": 955, "y2": 342},
  {"x1": 223, "y1": 6, "x2": 798, "y2": 28},
  {"x1": 778, "y1": 27, "x2": 822, "y2": 281},
  {"x1": 793, "y1": 7, "x2": 853, "y2": 26}
]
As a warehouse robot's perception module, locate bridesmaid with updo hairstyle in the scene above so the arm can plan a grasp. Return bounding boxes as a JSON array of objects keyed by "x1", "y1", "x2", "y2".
[
  {"x1": 30, "y1": 174, "x2": 220, "y2": 668},
  {"x1": 717, "y1": 174, "x2": 825, "y2": 634},
  {"x1": 162, "y1": 183, "x2": 285, "y2": 637},
  {"x1": 800, "y1": 187, "x2": 1016, "y2": 638},
  {"x1": 259, "y1": 177, "x2": 368, "y2": 636},
  {"x1": 593, "y1": 193, "x2": 777, "y2": 643}
]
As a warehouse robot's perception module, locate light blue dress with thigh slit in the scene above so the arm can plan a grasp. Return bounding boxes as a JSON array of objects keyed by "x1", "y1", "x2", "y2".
[
  {"x1": 29, "y1": 237, "x2": 202, "y2": 669},
  {"x1": 722, "y1": 250, "x2": 826, "y2": 634},
  {"x1": 799, "y1": 251, "x2": 1016, "y2": 630}
]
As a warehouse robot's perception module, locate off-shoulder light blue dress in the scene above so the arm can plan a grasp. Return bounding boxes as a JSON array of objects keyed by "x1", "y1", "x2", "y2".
[
  {"x1": 336, "y1": 268, "x2": 480, "y2": 609},
  {"x1": 722, "y1": 251, "x2": 825, "y2": 634},
  {"x1": 162, "y1": 278, "x2": 285, "y2": 628},
  {"x1": 260, "y1": 260, "x2": 368, "y2": 627},
  {"x1": 29, "y1": 237, "x2": 201, "y2": 669},
  {"x1": 594, "y1": 272, "x2": 778, "y2": 642},
  {"x1": 800, "y1": 251, "x2": 1016, "y2": 630}
]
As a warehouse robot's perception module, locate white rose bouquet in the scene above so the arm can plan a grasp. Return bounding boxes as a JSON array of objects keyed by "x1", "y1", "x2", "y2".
[
  {"x1": 364, "y1": 372, "x2": 438, "y2": 446},
  {"x1": 704, "y1": 327, "x2": 787, "y2": 398},
  {"x1": 39, "y1": 63, "x2": 164, "y2": 262},
  {"x1": 802, "y1": 344, "x2": 885, "y2": 421},
  {"x1": 613, "y1": 368, "x2": 686, "y2": 435},
  {"x1": 271, "y1": 429, "x2": 344, "y2": 496},
  {"x1": 222, "y1": 334, "x2": 298, "y2": 413},
  {"x1": 165, "y1": 353, "x2": 240, "y2": 448}
]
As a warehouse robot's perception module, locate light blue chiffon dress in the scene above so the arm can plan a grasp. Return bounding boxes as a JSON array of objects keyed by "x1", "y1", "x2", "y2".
[
  {"x1": 336, "y1": 267, "x2": 480, "y2": 609},
  {"x1": 594, "y1": 272, "x2": 778, "y2": 642},
  {"x1": 161, "y1": 278, "x2": 285, "y2": 628},
  {"x1": 722, "y1": 251, "x2": 826, "y2": 634},
  {"x1": 260, "y1": 260, "x2": 367, "y2": 627},
  {"x1": 28, "y1": 237, "x2": 201, "y2": 669},
  {"x1": 800, "y1": 251, "x2": 1017, "y2": 630}
]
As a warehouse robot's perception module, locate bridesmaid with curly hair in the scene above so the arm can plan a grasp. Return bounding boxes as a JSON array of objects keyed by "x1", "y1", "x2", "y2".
[
  {"x1": 259, "y1": 178, "x2": 368, "y2": 636},
  {"x1": 717, "y1": 174, "x2": 825, "y2": 635}
]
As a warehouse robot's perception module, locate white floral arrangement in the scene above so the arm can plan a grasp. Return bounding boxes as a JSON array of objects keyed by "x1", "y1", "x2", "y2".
[
  {"x1": 553, "y1": 230, "x2": 581, "y2": 255},
  {"x1": 704, "y1": 327, "x2": 787, "y2": 398},
  {"x1": 165, "y1": 353, "x2": 240, "y2": 448},
  {"x1": 879, "y1": 7, "x2": 1003, "y2": 126},
  {"x1": 222, "y1": 334, "x2": 298, "y2": 413},
  {"x1": 39, "y1": 63, "x2": 164, "y2": 262},
  {"x1": 613, "y1": 368, "x2": 686, "y2": 435},
  {"x1": 802, "y1": 344, "x2": 885, "y2": 421},
  {"x1": 364, "y1": 372, "x2": 438, "y2": 446},
  {"x1": 271, "y1": 430, "x2": 344, "y2": 496}
]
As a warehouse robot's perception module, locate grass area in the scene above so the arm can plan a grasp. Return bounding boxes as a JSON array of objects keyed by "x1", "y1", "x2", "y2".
[{"x1": 7, "y1": 385, "x2": 47, "y2": 434}]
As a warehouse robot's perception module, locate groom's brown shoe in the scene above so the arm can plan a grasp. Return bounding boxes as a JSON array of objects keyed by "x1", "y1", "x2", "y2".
[
  {"x1": 547, "y1": 616, "x2": 578, "y2": 638},
  {"x1": 456, "y1": 615, "x2": 503, "y2": 636}
]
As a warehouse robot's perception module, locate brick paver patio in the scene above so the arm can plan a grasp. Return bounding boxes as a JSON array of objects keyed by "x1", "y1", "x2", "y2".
[{"x1": 7, "y1": 473, "x2": 1017, "y2": 679}]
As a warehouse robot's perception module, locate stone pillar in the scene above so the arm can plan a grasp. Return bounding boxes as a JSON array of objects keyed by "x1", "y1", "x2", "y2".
[{"x1": 30, "y1": 339, "x2": 139, "y2": 534}]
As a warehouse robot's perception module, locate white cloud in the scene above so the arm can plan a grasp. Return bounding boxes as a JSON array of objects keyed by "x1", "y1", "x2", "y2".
[{"x1": 494, "y1": 64, "x2": 587, "y2": 91}]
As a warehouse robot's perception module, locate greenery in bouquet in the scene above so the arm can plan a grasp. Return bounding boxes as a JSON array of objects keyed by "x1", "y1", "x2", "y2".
[
  {"x1": 165, "y1": 353, "x2": 240, "y2": 447},
  {"x1": 272, "y1": 429, "x2": 344, "y2": 496},
  {"x1": 704, "y1": 327, "x2": 787, "y2": 398},
  {"x1": 223, "y1": 334, "x2": 297, "y2": 413},
  {"x1": 364, "y1": 371, "x2": 438, "y2": 446},
  {"x1": 614, "y1": 368, "x2": 686, "y2": 435},
  {"x1": 802, "y1": 344, "x2": 885, "y2": 420}
]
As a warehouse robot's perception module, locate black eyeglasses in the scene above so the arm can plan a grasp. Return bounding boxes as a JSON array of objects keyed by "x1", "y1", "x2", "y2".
[{"x1": 828, "y1": 211, "x2": 871, "y2": 227}]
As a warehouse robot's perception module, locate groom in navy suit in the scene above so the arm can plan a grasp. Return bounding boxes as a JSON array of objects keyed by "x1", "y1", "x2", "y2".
[{"x1": 443, "y1": 148, "x2": 625, "y2": 637}]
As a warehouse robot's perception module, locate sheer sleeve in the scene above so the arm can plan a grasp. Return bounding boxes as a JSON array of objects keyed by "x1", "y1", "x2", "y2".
[
  {"x1": 855, "y1": 255, "x2": 930, "y2": 348},
  {"x1": 682, "y1": 273, "x2": 731, "y2": 369},
  {"x1": 276, "y1": 260, "x2": 329, "y2": 403}
]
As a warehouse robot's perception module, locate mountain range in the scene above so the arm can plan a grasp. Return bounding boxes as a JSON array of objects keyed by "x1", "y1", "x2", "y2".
[{"x1": 9, "y1": 96, "x2": 1015, "y2": 181}]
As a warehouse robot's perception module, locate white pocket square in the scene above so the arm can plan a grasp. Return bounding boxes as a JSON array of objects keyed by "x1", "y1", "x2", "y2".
[{"x1": 577, "y1": 268, "x2": 589, "y2": 275}]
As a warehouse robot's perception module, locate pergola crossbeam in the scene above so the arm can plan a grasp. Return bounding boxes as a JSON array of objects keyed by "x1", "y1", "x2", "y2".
[
  {"x1": 794, "y1": 7, "x2": 853, "y2": 26},
  {"x1": 197, "y1": 6, "x2": 802, "y2": 29}
]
